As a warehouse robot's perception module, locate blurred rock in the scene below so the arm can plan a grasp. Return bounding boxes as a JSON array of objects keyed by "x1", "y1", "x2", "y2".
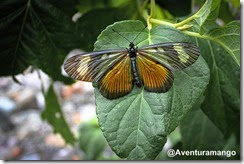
[
  {"x1": 61, "y1": 82, "x2": 84, "y2": 100},
  {"x1": 0, "y1": 110, "x2": 15, "y2": 132},
  {"x1": 20, "y1": 153, "x2": 41, "y2": 160},
  {"x1": 0, "y1": 67, "x2": 101, "y2": 160},
  {"x1": 52, "y1": 147, "x2": 73, "y2": 160},
  {"x1": 71, "y1": 112, "x2": 81, "y2": 125},
  {"x1": 45, "y1": 134, "x2": 65, "y2": 147},
  {"x1": 36, "y1": 92, "x2": 45, "y2": 109},
  {"x1": 10, "y1": 89, "x2": 38, "y2": 112},
  {"x1": 11, "y1": 146, "x2": 22, "y2": 158},
  {"x1": 12, "y1": 110, "x2": 42, "y2": 139},
  {"x1": 0, "y1": 96, "x2": 16, "y2": 113}
]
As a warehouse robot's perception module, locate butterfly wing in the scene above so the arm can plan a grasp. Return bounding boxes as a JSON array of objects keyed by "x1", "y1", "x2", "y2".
[
  {"x1": 64, "y1": 49, "x2": 126, "y2": 82},
  {"x1": 138, "y1": 42, "x2": 200, "y2": 71},
  {"x1": 64, "y1": 49, "x2": 133, "y2": 99},
  {"x1": 98, "y1": 55, "x2": 133, "y2": 99},
  {"x1": 136, "y1": 54, "x2": 174, "y2": 92}
]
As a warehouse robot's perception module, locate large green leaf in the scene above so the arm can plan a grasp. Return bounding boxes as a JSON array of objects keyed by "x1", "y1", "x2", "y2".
[
  {"x1": 94, "y1": 20, "x2": 210, "y2": 160},
  {"x1": 196, "y1": 36, "x2": 240, "y2": 138},
  {"x1": 190, "y1": 0, "x2": 221, "y2": 34},
  {"x1": 0, "y1": 0, "x2": 80, "y2": 83},
  {"x1": 42, "y1": 84, "x2": 76, "y2": 145},
  {"x1": 180, "y1": 107, "x2": 226, "y2": 159},
  {"x1": 192, "y1": 21, "x2": 240, "y2": 137}
]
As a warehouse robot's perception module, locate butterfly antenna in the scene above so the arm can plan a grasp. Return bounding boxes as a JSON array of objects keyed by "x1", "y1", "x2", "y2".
[
  {"x1": 112, "y1": 29, "x2": 131, "y2": 43},
  {"x1": 132, "y1": 25, "x2": 148, "y2": 43}
]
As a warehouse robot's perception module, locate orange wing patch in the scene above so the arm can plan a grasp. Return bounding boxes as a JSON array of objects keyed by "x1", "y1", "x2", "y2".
[
  {"x1": 137, "y1": 54, "x2": 174, "y2": 93},
  {"x1": 98, "y1": 56, "x2": 133, "y2": 99}
]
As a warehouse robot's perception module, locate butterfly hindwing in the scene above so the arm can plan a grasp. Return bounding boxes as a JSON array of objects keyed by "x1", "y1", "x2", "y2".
[
  {"x1": 64, "y1": 49, "x2": 126, "y2": 82},
  {"x1": 98, "y1": 56, "x2": 133, "y2": 99},
  {"x1": 138, "y1": 42, "x2": 200, "y2": 71},
  {"x1": 136, "y1": 54, "x2": 174, "y2": 93}
]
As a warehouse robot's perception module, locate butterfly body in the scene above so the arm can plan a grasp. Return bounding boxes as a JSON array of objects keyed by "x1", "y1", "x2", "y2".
[
  {"x1": 64, "y1": 41, "x2": 200, "y2": 99},
  {"x1": 127, "y1": 42, "x2": 142, "y2": 88}
]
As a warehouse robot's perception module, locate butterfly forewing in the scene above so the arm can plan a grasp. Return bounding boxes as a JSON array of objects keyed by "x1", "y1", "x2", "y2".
[
  {"x1": 138, "y1": 42, "x2": 200, "y2": 71},
  {"x1": 137, "y1": 54, "x2": 174, "y2": 92},
  {"x1": 98, "y1": 56, "x2": 133, "y2": 99},
  {"x1": 64, "y1": 49, "x2": 126, "y2": 82}
]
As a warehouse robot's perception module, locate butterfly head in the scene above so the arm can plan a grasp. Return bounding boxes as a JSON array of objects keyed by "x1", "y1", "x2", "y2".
[{"x1": 128, "y1": 42, "x2": 137, "y2": 57}]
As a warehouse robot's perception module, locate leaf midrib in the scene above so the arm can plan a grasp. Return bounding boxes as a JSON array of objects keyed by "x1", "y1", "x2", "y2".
[
  {"x1": 135, "y1": 89, "x2": 144, "y2": 158},
  {"x1": 30, "y1": 7, "x2": 60, "y2": 53},
  {"x1": 12, "y1": 0, "x2": 31, "y2": 71},
  {"x1": 185, "y1": 30, "x2": 240, "y2": 66}
]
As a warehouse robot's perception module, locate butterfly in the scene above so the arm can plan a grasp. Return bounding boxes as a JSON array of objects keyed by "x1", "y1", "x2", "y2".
[{"x1": 63, "y1": 27, "x2": 200, "y2": 100}]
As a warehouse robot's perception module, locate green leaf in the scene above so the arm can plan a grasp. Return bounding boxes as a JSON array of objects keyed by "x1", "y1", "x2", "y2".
[
  {"x1": 206, "y1": 21, "x2": 240, "y2": 65},
  {"x1": 0, "y1": 0, "x2": 80, "y2": 83},
  {"x1": 222, "y1": 134, "x2": 240, "y2": 160},
  {"x1": 75, "y1": 7, "x2": 135, "y2": 51},
  {"x1": 180, "y1": 108, "x2": 226, "y2": 159},
  {"x1": 185, "y1": 21, "x2": 240, "y2": 65},
  {"x1": 42, "y1": 84, "x2": 76, "y2": 145},
  {"x1": 224, "y1": 0, "x2": 240, "y2": 8},
  {"x1": 94, "y1": 20, "x2": 210, "y2": 160},
  {"x1": 76, "y1": 0, "x2": 108, "y2": 14},
  {"x1": 48, "y1": 0, "x2": 79, "y2": 17},
  {"x1": 193, "y1": 25, "x2": 240, "y2": 137},
  {"x1": 191, "y1": 0, "x2": 221, "y2": 34},
  {"x1": 78, "y1": 118, "x2": 107, "y2": 160}
]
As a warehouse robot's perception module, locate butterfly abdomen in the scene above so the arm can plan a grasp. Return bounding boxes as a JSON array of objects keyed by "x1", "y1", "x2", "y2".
[{"x1": 130, "y1": 57, "x2": 142, "y2": 88}]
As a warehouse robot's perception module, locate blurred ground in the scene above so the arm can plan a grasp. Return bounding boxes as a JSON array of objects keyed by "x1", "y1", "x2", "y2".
[{"x1": 0, "y1": 69, "x2": 99, "y2": 160}]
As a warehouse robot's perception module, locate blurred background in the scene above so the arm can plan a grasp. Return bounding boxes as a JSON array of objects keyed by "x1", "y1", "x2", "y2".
[{"x1": 0, "y1": 0, "x2": 240, "y2": 160}]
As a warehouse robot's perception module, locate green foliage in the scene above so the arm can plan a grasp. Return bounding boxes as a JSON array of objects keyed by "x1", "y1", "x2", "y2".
[
  {"x1": 0, "y1": 0, "x2": 240, "y2": 161},
  {"x1": 219, "y1": 0, "x2": 235, "y2": 23},
  {"x1": 76, "y1": 7, "x2": 134, "y2": 51},
  {"x1": 180, "y1": 107, "x2": 226, "y2": 159},
  {"x1": 75, "y1": 0, "x2": 141, "y2": 51},
  {"x1": 42, "y1": 84, "x2": 76, "y2": 145},
  {"x1": 94, "y1": 21, "x2": 210, "y2": 159},
  {"x1": 191, "y1": 0, "x2": 221, "y2": 34},
  {"x1": 155, "y1": 0, "x2": 192, "y2": 17},
  {"x1": 197, "y1": 32, "x2": 240, "y2": 138},
  {"x1": 205, "y1": 21, "x2": 240, "y2": 64},
  {"x1": 78, "y1": 118, "x2": 107, "y2": 160},
  {"x1": 0, "y1": 0, "x2": 81, "y2": 83}
]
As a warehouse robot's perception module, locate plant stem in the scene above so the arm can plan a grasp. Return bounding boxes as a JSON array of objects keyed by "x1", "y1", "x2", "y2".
[
  {"x1": 177, "y1": 24, "x2": 193, "y2": 30},
  {"x1": 150, "y1": 18, "x2": 174, "y2": 27},
  {"x1": 174, "y1": 14, "x2": 197, "y2": 28},
  {"x1": 150, "y1": 0, "x2": 155, "y2": 18},
  {"x1": 147, "y1": 0, "x2": 156, "y2": 30},
  {"x1": 183, "y1": 31, "x2": 209, "y2": 40},
  {"x1": 133, "y1": 0, "x2": 149, "y2": 20}
]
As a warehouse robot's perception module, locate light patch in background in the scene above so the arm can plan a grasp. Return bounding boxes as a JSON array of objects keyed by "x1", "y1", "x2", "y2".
[
  {"x1": 72, "y1": 12, "x2": 82, "y2": 22},
  {"x1": 79, "y1": 104, "x2": 96, "y2": 123}
]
